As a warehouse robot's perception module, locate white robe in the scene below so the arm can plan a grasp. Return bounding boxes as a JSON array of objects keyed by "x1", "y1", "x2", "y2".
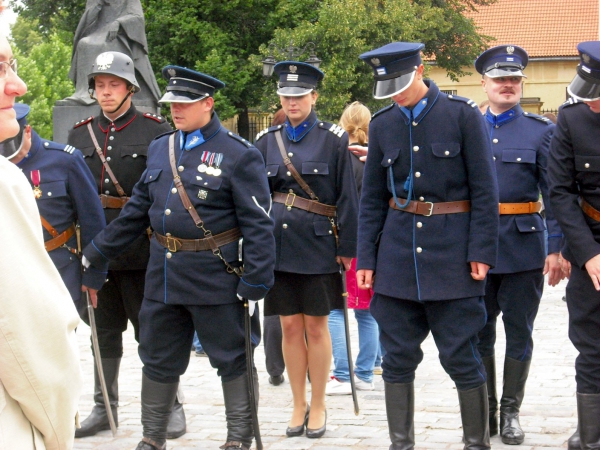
[{"x1": 0, "y1": 155, "x2": 82, "y2": 450}]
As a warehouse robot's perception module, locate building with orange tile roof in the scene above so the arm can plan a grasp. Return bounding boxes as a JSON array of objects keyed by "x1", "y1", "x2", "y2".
[{"x1": 428, "y1": 0, "x2": 599, "y2": 111}]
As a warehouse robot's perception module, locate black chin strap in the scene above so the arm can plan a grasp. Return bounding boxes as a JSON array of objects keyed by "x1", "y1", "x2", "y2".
[{"x1": 89, "y1": 86, "x2": 135, "y2": 114}]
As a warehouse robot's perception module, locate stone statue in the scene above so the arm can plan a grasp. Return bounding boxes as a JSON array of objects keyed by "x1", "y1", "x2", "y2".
[{"x1": 61, "y1": 0, "x2": 161, "y2": 107}]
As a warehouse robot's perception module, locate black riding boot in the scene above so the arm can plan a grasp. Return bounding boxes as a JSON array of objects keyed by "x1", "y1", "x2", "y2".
[
  {"x1": 75, "y1": 358, "x2": 120, "y2": 438},
  {"x1": 458, "y1": 384, "x2": 491, "y2": 450},
  {"x1": 166, "y1": 387, "x2": 186, "y2": 439},
  {"x1": 135, "y1": 373, "x2": 179, "y2": 450},
  {"x1": 568, "y1": 428, "x2": 581, "y2": 450},
  {"x1": 577, "y1": 392, "x2": 600, "y2": 449},
  {"x1": 500, "y1": 357, "x2": 531, "y2": 445},
  {"x1": 384, "y1": 381, "x2": 415, "y2": 450},
  {"x1": 220, "y1": 371, "x2": 258, "y2": 450},
  {"x1": 482, "y1": 355, "x2": 498, "y2": 437}
]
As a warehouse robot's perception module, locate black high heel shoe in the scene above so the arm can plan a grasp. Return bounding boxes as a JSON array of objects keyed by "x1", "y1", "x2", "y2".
[
  {"x1": 306, "y1": 409, "x2": 327, "y2": 439},
  {"x1": 285, "y1": 405, "x2": 310, "y2": 437}
]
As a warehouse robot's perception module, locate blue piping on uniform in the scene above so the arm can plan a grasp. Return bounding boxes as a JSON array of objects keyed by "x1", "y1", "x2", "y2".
[
  {"x1": 91, "y1": 241, "x2": 110, "y2": 262},
  {"x1": 240, "y1": 278, "x2": 269, "y2": 290},
  {"x1": 163, "y1": 249, "x2": 168, "y2": 304},
  {"x1": 412, "y1": 213, "x2": 421, "y2": 300},
  {"x1": 469, "y1": 337, "x2": 486, "y2": 382}
]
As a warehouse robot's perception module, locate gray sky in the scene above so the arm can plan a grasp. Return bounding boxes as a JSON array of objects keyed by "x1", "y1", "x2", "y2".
[{"x1": 0, "y1": 3, "x2": 17, "y2": 38}]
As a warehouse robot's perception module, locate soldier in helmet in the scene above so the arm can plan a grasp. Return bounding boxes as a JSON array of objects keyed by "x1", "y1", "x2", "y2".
[{"x1": 67, "y1": 51, "x2": 186, "y2": 439}]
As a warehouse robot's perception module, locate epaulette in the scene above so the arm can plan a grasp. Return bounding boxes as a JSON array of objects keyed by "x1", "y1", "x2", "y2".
[
  {"x1": 227, "y1": 131, "x2": 253, "y2": 148},
  {"x1": 73, "y1": 116, "x2": 94, "y2": 129},
  {"x1": 372, "y1": 103, "x2": 395, "y2": 119},
  {"x1": 318, "y1": 121, "x2": 345, "y2": 138},
  {"x1": 447, "y1": 94, "x2": 478, "y2": 109},
  {"x1": 42, "y1": 140, "x2": 76, "y2": 154},
  {"x1": 523, "y1": 111, "x2": 552, "y2": 124},
  {"x1": 561, "y1": 97, "x2": 580, "y2": 108},
  {"x1": 143, "y1": 112, "x2": 167, "y2": 123},
  {"x1": 255, "y1": 125, "x2": 281, "y2": 142},
  {"x1": 153, "y1": 130, "x2": 176, "y2": 141}
]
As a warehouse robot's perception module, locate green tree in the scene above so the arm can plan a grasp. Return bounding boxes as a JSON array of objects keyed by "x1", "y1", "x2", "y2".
[
  {"x1": 11, "y1": 16, "x2": 74, "y2": 139},
  {"x1": 258, "y1": 0, "x2": 495, "y2": 121}
]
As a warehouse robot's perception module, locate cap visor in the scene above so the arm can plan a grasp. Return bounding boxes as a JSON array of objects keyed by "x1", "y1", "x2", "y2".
[
  {"x1": 159, "y1": 91, "x2": 208, "y2": 103},
  {"x1": 373, "y1": 71, "x2": 416, "y2": 99},
  {"x1": 276, "y1": 86, "x2": 313, "y2": 96},
  {"x1": 484, "y1": 68, "x2": 527, "y2": 78},
  {"x1": 567, "y1": 73, "x2": 600, "y2": 101}
]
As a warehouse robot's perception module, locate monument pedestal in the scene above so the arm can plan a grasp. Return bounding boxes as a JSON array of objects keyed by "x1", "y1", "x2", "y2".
[{"x1": 52, "y1": 103, "x2": 161, "y2": 144}]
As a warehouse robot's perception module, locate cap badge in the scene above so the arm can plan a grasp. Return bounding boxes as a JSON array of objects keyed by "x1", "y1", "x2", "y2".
[
  {"x1": 506, "y1": 46, "x2": 514, "y2": 55},
  {"x1": 168, "y1": 68, "x2": 177, "y2": 77},
  {"x1": 582, "y1": 53, "x2": 591, "y2": 64},
  {"x1": 289, "y1": 65, "x2": 297, "y2": 73},
  {"x1": 96, "y1": 52, "x2": 114, "y2": 71},
  {"x1": 371, "y1": 58, "x2": 381, "y2": 67}
]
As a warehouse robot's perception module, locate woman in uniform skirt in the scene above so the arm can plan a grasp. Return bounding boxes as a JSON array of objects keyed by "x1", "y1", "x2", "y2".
[{"x1": 255, "y1": 61, "x2": 358, "y2": 439}]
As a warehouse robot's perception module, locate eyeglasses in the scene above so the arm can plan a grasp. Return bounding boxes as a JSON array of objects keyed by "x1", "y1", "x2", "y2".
[{"x1": 0, "y1": 59, "x2": 18, "y2": 79}]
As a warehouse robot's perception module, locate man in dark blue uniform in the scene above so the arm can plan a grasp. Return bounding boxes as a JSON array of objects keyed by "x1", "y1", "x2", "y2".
[
  {"x1": 3, "y1": 103, "x2": 107, "y2": 307},
  {"x1": 66, "y1": 52, "x2": 186, "y2": 439},
  {"x1": 82, "y1": 66, "x2": 275, "y2": 450},
  {"x1": 474, "y1": 45, "x2": 562, "y2": 445},
  {"x1": 357, "y1": 42, "x2": 499, "y2": 449},
  {"x1": 548, "y1": 40, "x2": 600, "y2": 450}
]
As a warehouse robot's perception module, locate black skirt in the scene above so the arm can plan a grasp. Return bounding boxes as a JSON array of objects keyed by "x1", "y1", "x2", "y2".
[{"x1": 264, "y1": 270, "x2": 344, "y2": 317}]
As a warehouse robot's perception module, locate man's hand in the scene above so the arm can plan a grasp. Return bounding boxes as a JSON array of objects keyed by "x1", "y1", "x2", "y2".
[
  {"x1": 470, "y1": 262, "x2": 490, "y2": 280},
  {"x1": 584, "y1": 254, "x2": 600, "y2": 290},
  {"x1": 82, "y1": 286, "x2": 98, "y2": 308},
  {"x1": 106, "y1": 22, "x2": 120, "y2": 41},
  {"x1": 336, "y1": 256, "x2": 353, "y2": 271},
  {"x1": 348, "y1": 145, "x2": 368, "y2": 162},
  {"x1": 356, "y1": 269, "x2": 374, "y2": 289},
  {"x1": 558, "y1": 252, "x2": 572, "y2": 279},
  {"x1": 544, "y1": 253, "x2": 564, "y2": 286}
]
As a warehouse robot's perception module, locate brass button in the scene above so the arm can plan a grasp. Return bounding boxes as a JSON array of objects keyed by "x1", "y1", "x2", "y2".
[
  {"x1": 412, "y1": 121, "x2": 418, "y2": 126},
  {"x1": 388, "y1": 159, "x2": 392, "y2": 163},
  {"x1": 105, "y1": 178, "x2": 110, "y2": 183},
  {"x1": 107, "y1": 146, "x2": 112, "y2": 150},
  {"x1": 517, "y1": 157, "x2": 522, "y2": 162},
  {"x1": 166, "y1": 252, "x2": 172, "y2": 259},
  {"x1": 314, "y1": 169, "x2": 318, "y2": 173},
  {"x1": 444, "y1": 151, "x2": 450, "y2": 156},
  {"x1": 288, "y1": 152, "x2": 294, "y2": 157},
  {"x1": 165, "y1": 209, "x2": 171, "y2": 215},
  {"x1": 415, "y1": 172, "x2": 421, "y2": 178},
  {"x1": 282, "y1": 224, "x2": 288, "y2": 229},
  {"x1": 178, "y1": 166, "x2": 184, "y2": 172},
  {"x1": 416, "y1": 247, "x2": 422, "y2": 253},
  {"x1": 492, "y1": 138, "x2": 498, "y2": 144},
  {"x1": 106, "y1": 157, "x2": 111, "y2": 161},
  {"x1": 133, "y1": 154, "x2": 138, "y2": 158},
  {"x1": 417, "y1": 222, "x2": 423, "y2": 228},
  {"x1": 111, "y1": 127, "x2": 115, "y2": 132},
  {"x1": 47, "y1": 192, "x2": 52, "y2": 196},
  {"x1": 493, "y1": 157, "x2": 496, "y2": 161},
  {"x1": 171, "y1": 188, "x2": 177, "y2": 194},
  {"x1": 585, "y1": 163, "x2": 590, "y2": 168},
  {"x1": 286, "y1": 171, "x2": 291, "y2": 176},
  {"x1": 419, "y1": 196, "x2": 425, "y2": 201},
  {"x1": 109, "y1": 136, "x2": 114, "y2": 140},
  {"x1": 413, "y1": 146, "x2": 419, "y2": 152}
]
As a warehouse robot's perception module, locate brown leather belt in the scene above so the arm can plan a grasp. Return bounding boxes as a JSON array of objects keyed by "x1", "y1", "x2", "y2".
[
  {"x1": 388, "y1": 198, "x2": 470, "y2": 216},
  {"x1": 99, "y1": 194, "x2": 130, "y2": 209},
  {"x1": 498, "y1": 201, "x2": 542, "y2": 215},
  {"x1": 273, "y1": 192, "x2": 337, "y2": 217},
  {"x1": 581, "y1": 199, "x2": 600, "y2": 222},
  {"x1": 154, "y1": 228, "x2": 242, "y2": 253},
  {"x1": 45, "y1": 223, "x2": 76, "y2": 252}
]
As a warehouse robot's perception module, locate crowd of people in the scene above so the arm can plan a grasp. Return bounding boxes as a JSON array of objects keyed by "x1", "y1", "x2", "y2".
[{"x1": 3, "y1": 1, "x2": 600, "y2": 448}]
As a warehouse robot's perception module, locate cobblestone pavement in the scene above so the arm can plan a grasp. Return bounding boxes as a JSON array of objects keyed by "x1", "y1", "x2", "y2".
[{"x1": 73, "y1": 279, "x2": 576, "y2": 450}]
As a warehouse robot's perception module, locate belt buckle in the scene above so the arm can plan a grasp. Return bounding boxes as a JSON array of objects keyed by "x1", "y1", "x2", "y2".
[
  {"x1": 285, "y1": 193, "x2": 296, "y2": 208},
  {"x1": 166, "y1": 236, "x2": 180, "y2": 252},
  {"x1": 423, "y1": 202, "x2": 434, "y2": 217}
]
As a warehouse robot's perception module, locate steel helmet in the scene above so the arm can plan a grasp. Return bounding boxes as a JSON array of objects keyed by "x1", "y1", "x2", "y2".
[{"x1": 87, "y1": 51, "x2": 140, "y2": 93}]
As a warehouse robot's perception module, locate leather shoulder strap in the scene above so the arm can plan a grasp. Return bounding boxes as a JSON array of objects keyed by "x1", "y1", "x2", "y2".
[
  {"x1": 275, "y1": 130, "x2": 318, "y2": 201},
  {"x1": 39, "y1": 215, "x2": 59, "y2": 237},
  {"x1": 86, "y1": 122, "x2": 127, "y2": 198}
]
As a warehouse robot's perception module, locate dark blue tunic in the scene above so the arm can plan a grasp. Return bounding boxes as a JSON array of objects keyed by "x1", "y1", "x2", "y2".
[{"x1": 16, "y1": 131, "x2": 107, "y2": 301}]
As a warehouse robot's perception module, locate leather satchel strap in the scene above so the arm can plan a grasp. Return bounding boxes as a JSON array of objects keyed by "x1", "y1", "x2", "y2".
[
  {"x1": 87, "y1": 122, "x2": 127, "y2": 198},
  {"x1": 44, "y1": 223, "x2": 76, "y2": 253},
  {"x1": 275, "y1": 130, "x2": 318, "y2": 201},
  {"x1": 389, "y1": 198, "x2": 471, "y2": 216},
  {"x1": 498, "y1": 201, "x2": 542, "y2": 215},
  {"x1": 40, "y1": 214, "x2": 59, "y2": 237},
  {"x1": 581, "y1": 199, "x2": 600, "y2": 222}
]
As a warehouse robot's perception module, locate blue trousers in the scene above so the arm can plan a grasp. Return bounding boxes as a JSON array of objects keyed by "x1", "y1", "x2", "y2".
[
  {"x1": 371, "y1": 293, "x2": 487, "y2": 391},
  {"x1": 329, "y1": 308, "x2": 379, "y2": 383},
  {"x1": 478, "y1": 269, "x2": 543, "y2": 361},
  {"x1": 139, "y1": 298, "x2": 260, "y2": 384},
  {"x1": 567, "y1": 265, "x2": 600, "y2": 393}
]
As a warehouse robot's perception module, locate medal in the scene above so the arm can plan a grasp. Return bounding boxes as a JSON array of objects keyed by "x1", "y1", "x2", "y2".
[
  {"x1": 213, "y1": 153, "x2": 223, "y2": 177},
  {"x1": 198, "y1": 151, "x2": 208, "y2": 172},
  {"x1": 31, "y1": 170, "x2": 42, "y2": 199},
  {"x1": 206, "y1": 152, "x2": 216, "y2": 175}
]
